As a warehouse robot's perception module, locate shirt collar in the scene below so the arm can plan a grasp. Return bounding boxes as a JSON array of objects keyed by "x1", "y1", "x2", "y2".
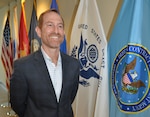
[{"x1": 41, "y1": 47, "x2": 61, "y2": 65}]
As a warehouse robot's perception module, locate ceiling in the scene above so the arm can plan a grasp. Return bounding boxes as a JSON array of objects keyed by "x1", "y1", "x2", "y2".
[{"x1": 0, "y1": 0, "x2": 15, "y2": 9}]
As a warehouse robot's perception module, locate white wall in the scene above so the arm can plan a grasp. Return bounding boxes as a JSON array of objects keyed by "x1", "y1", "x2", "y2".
[{"x1": 0, "y1": 0, "x2": 121, "y2": 86}]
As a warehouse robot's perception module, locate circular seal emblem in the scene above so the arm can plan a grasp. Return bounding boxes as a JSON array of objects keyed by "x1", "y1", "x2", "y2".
[
  {"x1": 31, "y1": 39, "x2": 40, "y2": 52},
  {"x1": 112, "y1": 44, "x2": 150, "y2": 113},
  {"x1": 87, "y1": 44, "x2": 98, "y2": 63}
]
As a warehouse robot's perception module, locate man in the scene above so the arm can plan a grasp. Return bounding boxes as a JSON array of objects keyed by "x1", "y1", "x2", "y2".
[{"x1": 10, "y1": 9, "x2": 80, "y2": 117}]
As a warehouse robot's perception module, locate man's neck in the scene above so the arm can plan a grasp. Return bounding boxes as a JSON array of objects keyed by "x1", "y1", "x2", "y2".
[{"x1": 41, "y1": 46, "x2": 60, "y2": 65}]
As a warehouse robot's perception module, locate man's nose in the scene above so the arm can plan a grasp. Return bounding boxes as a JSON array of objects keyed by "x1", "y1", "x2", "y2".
[{"x1": 53, "y1": 26, "x2": 58, "y2": 34}]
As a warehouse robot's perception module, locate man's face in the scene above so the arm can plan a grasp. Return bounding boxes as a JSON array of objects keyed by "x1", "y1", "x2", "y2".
[{"x1": 37, "y1": 11, "x2": 65, "y2": 50}]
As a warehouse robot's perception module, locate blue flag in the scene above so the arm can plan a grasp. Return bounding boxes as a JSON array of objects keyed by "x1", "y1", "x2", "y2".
[
  {"x1": 50, "y1": 0, "x2": 67, "y2": 54},
  {"x1": 50, "y1": 0, "x2": 59, "y2": 11},
  {"x1": 29, "y1": 0, "x2": 41, "y2": 53},
  {"x1": 108, "y1": 0, "x2": 150, "y2": 117}
]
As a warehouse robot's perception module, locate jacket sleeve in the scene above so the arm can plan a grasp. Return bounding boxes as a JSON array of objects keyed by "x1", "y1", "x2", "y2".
[{"x1": 10, "y1": 60, "x2": 28, "y2": 117}]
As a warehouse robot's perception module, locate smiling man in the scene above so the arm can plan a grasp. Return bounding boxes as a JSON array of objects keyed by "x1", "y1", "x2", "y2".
[{"x1": 10, "y1": 9, "x2": 80, "y2": 117}]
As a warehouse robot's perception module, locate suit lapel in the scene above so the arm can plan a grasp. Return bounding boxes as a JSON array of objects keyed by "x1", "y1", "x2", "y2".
[
  {"x1": 33, "y1": 51, "x2": 70, "y2": 103},
  {"x1": 59, "y1": 53, "x2": 69, "y2": 102},
  {"x1": 33, "y1": 50, "x2": 57, "y2": 102}
]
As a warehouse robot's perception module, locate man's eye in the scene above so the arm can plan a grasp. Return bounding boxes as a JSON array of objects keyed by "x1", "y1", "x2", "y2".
[
  {"x1": 48, "y1": 24, "x2": 53, "y2": 27},
  {"x1": 58, "y1": 25, "x2": 63, "y2": 28}
]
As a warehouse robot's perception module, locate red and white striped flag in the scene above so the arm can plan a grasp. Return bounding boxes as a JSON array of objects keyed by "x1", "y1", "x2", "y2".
[{"x1": 1, "y1": 15, "x2": 13, "y2": 89}]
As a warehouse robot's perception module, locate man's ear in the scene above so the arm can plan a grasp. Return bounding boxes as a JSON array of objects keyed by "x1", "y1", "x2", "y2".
[{"x1": 35, "y1": 26, "x2": 41, "y2": 38}]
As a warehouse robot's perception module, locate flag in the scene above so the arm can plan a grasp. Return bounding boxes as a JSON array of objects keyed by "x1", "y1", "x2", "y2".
[
  {"x1": 50, "y1": 0, "x2": 67, "y2": 53},
  {"x1": 29, "y1": 0, "x2": 41, "y2": 53},
  {"x1": 11, "y1": 6, "x2": 19, "y2": 60},
  {"x1": 1, "y1": 14, "x2": 13, "y2": 89},
  {"x1": 108, "y1": 0, "x2": 150, "y2": 117},
  {"x1": 69, "y1": 0, "x2": 108, "y2": 117},
  {"x1": 19, "y1": 1, "x2": 30, "y2": 57},
  {"x1": 50, "y1": 0, "x2": 58, "y2": 11}
]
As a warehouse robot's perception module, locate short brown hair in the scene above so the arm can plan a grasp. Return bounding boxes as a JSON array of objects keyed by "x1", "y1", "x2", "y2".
[{"x1": 38, "y1": 9, "x2": 64, "y2": 29}]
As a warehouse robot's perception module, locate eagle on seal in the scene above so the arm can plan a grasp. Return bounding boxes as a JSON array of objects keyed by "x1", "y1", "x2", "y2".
[{"x1": 122, "y1": 57, "x2": 145, "y2": 88}]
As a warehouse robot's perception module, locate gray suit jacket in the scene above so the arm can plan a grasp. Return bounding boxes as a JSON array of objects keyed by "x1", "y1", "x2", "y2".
[{"x1": 10, "y1": 49, "x2": 80, "y2": 117}]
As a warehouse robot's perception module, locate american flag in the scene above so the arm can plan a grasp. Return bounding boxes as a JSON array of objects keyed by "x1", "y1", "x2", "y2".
[
  {"x1": 1, "y1": 16, "x2": 13, "y2": 89},
  {"x1": 123, "y1": 73, "x2": 132, "y2": 85}
]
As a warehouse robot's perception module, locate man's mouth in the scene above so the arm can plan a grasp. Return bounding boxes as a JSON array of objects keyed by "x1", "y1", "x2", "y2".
[{"x1": 50, "y1": 36, "x2": 59, "y2": 39}]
